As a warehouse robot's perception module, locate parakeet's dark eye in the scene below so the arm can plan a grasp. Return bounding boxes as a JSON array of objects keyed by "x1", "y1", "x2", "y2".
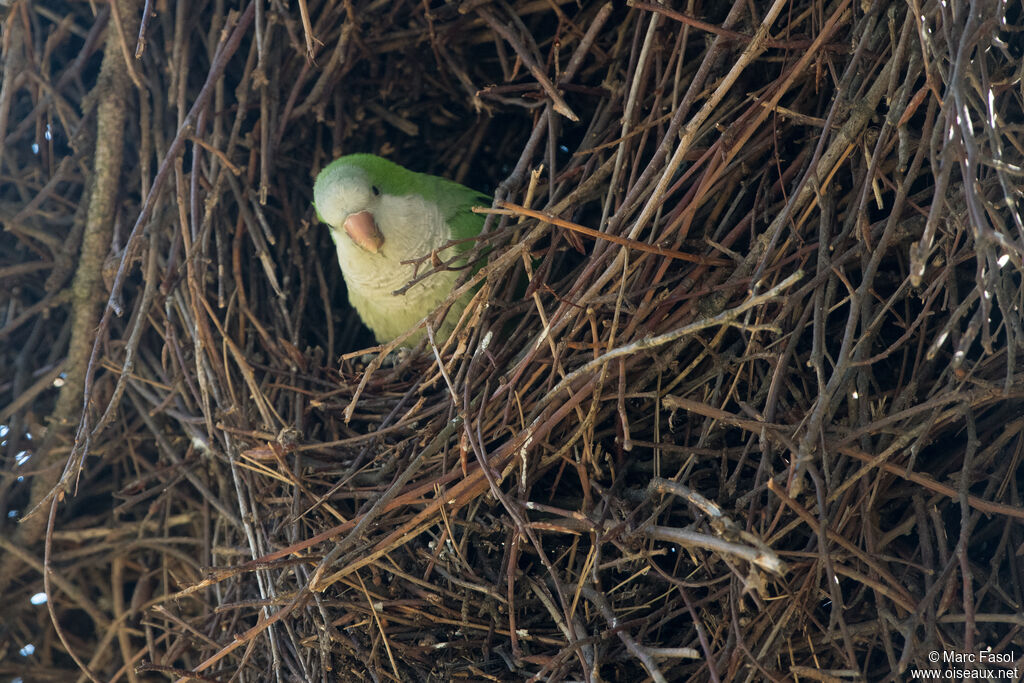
[{"x1": 371, "y1": 185, "x2": 381, "y2": 196}]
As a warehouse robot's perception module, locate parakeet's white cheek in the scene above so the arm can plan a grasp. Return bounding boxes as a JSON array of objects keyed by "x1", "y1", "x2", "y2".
[
  {"x1": 314, "y1": 177, "x2": 375, "y2": 227},
  {"x1": 318, "y1": 197, "x2": 355, "y2": 228}
]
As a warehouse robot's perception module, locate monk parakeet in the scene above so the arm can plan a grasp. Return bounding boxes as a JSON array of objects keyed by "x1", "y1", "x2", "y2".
[{"x1": 313, "y1": 154, "x2": 490, "y2": 343}]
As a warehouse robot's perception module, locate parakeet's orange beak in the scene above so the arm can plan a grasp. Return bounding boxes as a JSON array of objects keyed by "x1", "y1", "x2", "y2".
[{"x1": 343, "y1": 210, "x2": 384, "y2": 254}]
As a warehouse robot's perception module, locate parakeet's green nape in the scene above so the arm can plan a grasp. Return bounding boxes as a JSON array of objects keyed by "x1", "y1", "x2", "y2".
[{"x1": 313, "y1": 154, "x2": 490, "y2": 343}]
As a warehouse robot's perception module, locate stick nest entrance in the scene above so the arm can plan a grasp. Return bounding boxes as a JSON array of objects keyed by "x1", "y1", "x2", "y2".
[{"x1": 2, "y1": 0, "x2": 1023, "y2": 680}]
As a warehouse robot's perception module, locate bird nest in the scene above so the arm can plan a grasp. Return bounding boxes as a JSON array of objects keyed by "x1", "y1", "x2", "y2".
[{"x1": 3, "y1": 0, "x2": 1024, "y2": 680}]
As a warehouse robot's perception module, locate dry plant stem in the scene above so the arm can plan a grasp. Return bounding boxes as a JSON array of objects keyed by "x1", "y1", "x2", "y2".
[
  {"x1": 674, "y1": 0, "x2": 855, "y2": 246},
  {"x1": 188, "y1": 379, "x2": 595, "y2": 678},
  {"x1": 0, "y1": 6, "x2": 31, "y2": 163},
  {"x1": 648, "y1": 477, "x2": 785, "y2": 574},
  {"x1": 636, "y1": 2, "x2": 822, "y2": 50},
  {"x1": 475, "y1": 7, "x2": 578, "y2": 121},
  {"x1": 0, "y1": 362, "x2": 65, "y2": 423},
  {"x1": 531, "y1": 271, "x2": 801, "y2": 419},
  {"x1": 581, "y1": 585, "x2": 668, "y2": 683},
  {"x1": 8, "y1": 0, "x2": 136, "y2": 605},
  {"x1": 628, "y1": 0, "x2": 792, "y2": 241},
  {"x1": 29, "y1": 6, "x2": 143, "y2": 672},
  {"x1": 559, "y1": 2, "x2": 613, "y2": 87},
  {"x1": 13, "y1": 6, "x2": 250, "y2": 668},
  {"x1": 92, "y1": 228, "x2": 160, "y2": 434},
  {"x1": 0, "y1": 532, "x2": 109, "y2": 628},
  {"x1": 644, "y1": 524, "x2": 783, "y2": 575},
  {"x1": 502, "y1": 2, "x2": 767, "y2": 383},
  {"x1": 837, "y1": 445, "x2": 1024, "y2": 521},
  {"x1": 171, "y1": 591, "x2": 312, "y2": 683},
  {"x1": 64, "y1": 2, "x2": 255, "y2": 486},
  {"x1": 442, "y1": 328, "x2": 592, "y2": 676},
  {"x1": 781, "y1": 40, "x2": 900, "y2": 491},
  {"x1": 319, "y1": 374, "x2": 598, "y2": 586},
  {"x1": 486, "y1": 201, "x2": 729, "y2": 265},
  {"x1": 309, "y1": 417, "x2": 462, "y2": 590}
]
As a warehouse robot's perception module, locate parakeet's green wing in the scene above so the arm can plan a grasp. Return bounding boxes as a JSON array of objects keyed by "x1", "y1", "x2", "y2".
[{"x1": 426, "y1": 173, "x2": 490, "y2": 250}]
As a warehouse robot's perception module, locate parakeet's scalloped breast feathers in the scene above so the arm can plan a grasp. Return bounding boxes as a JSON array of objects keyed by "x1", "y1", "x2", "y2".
[{"x1": 313, "y1": 154, "x2": 489, "y2": 343}]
